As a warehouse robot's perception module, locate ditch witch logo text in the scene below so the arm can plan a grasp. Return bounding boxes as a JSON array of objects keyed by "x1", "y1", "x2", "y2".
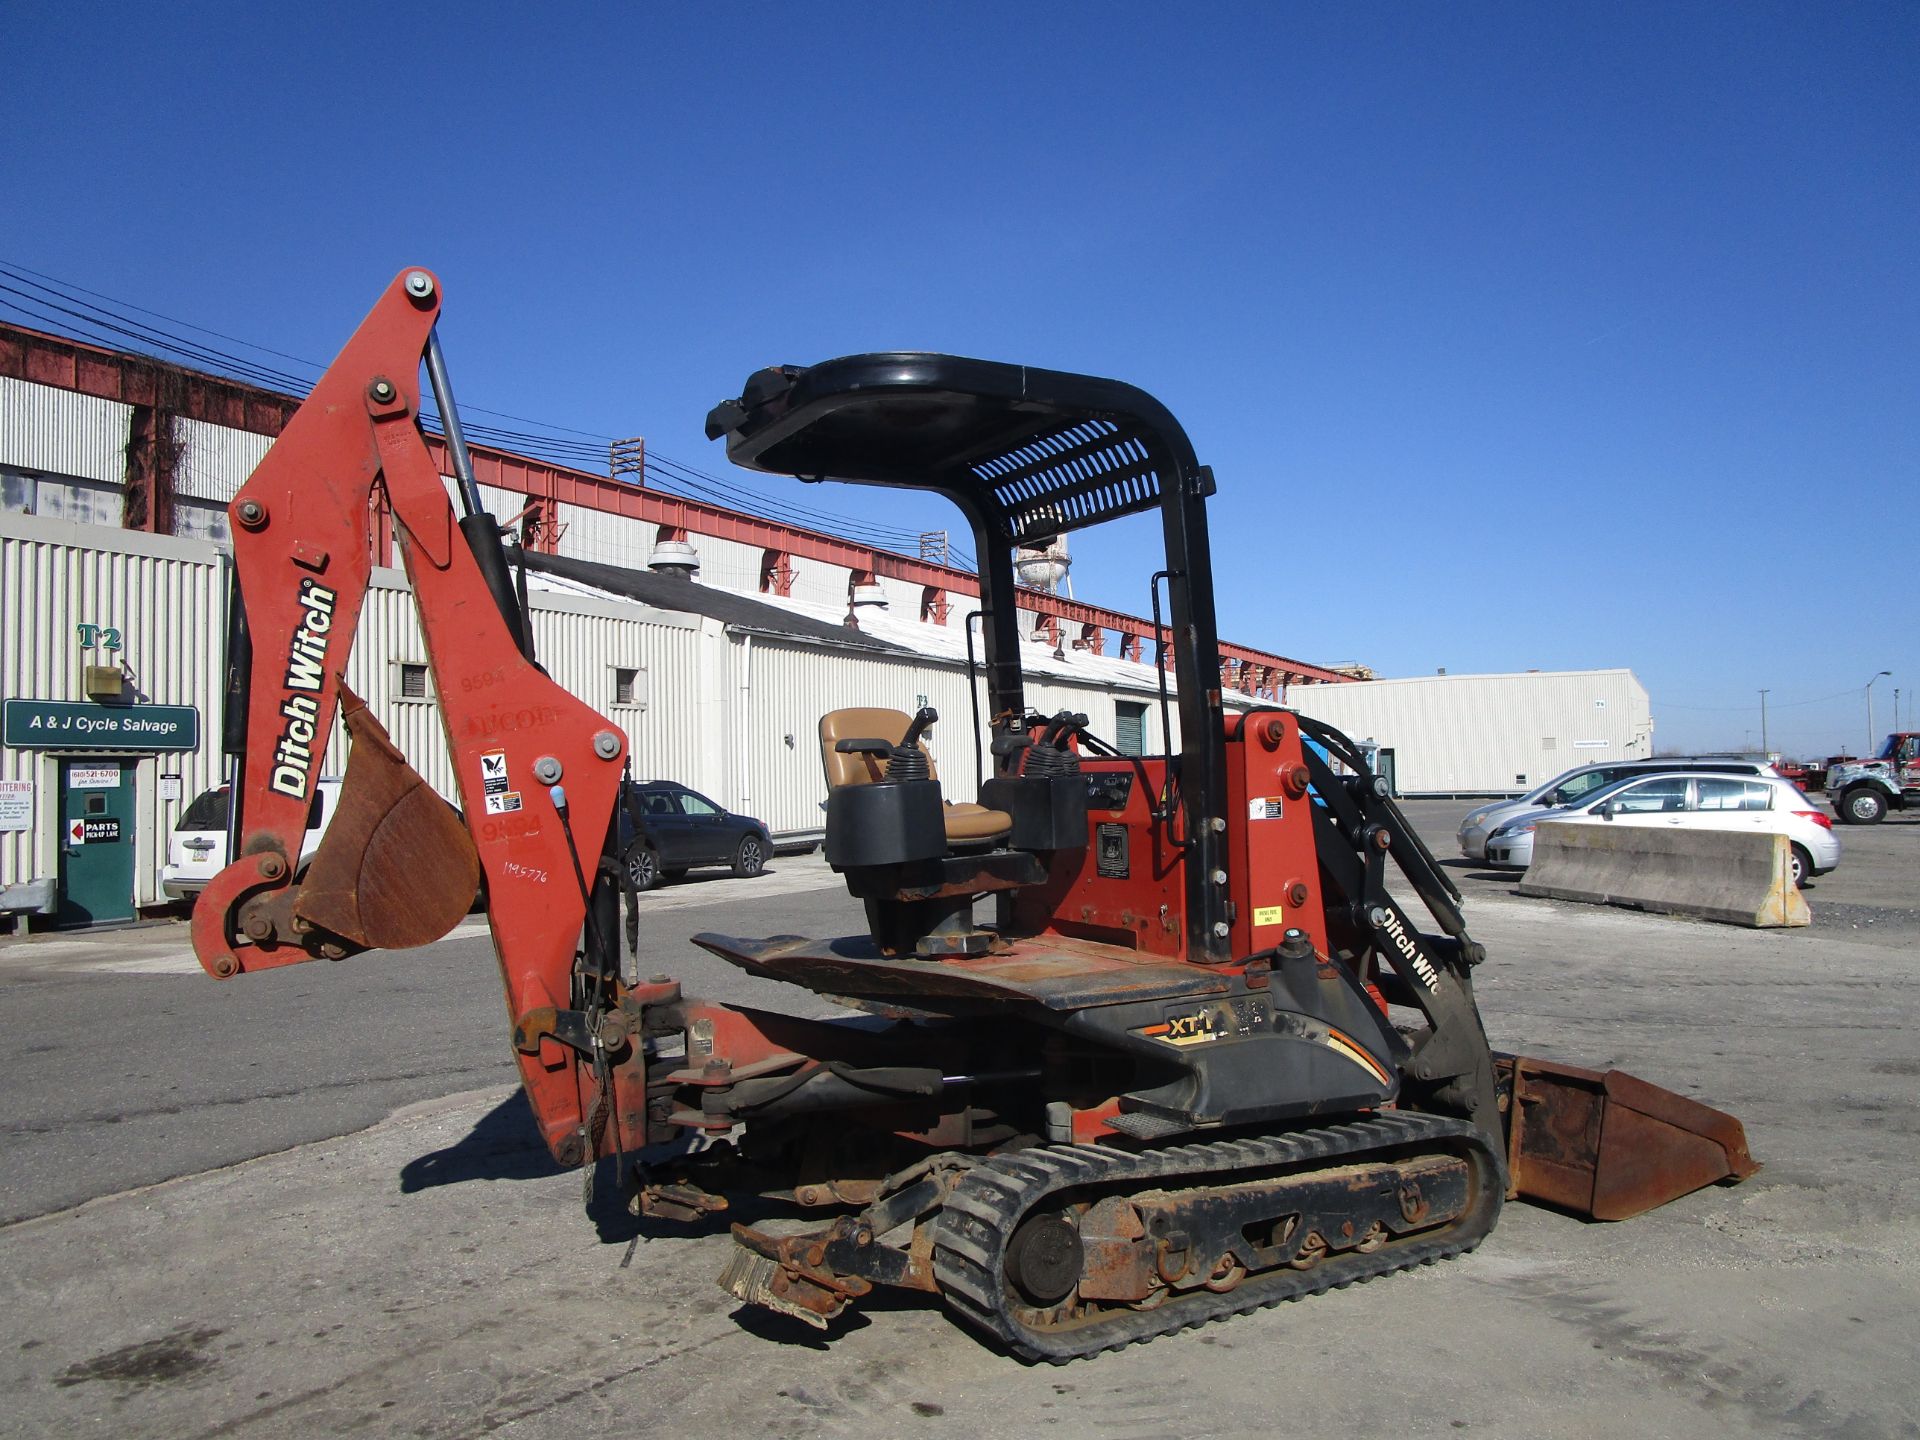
[{"x1": 269, "y1": 579, "x2": 338, "y2": 797}]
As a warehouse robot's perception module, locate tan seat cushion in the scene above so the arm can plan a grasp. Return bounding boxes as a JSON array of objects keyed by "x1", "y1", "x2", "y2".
[
  {"x1": 820, "y1": 709, "x2": 1010, "y2": 845},
  {"x1": 944, "y1": 803, "x2": 1012, "y2": 844}
]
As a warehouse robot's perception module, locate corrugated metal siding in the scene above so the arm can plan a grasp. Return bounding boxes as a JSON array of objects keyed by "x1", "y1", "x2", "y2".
[
  {"x1": 175, "y1": 416, "x2": 273, "y2": 502},
  {"x1": 334, "y1": 576, "x2": 449, "y2": 795},
  {"x1": 0, "y1": 515, "x2": 740, "y2": 905},
  {"x1": 0, "y1": 377, "x2": 129, "y2": 484},
  {"x1": 557, "y1": 507, "x2": 650, "y2": 567},
  {"x1": 692, "y1": 535, "x2": 759, "y2": 594},
  {"x1": 742, "y1": 640, "x2": 991, "y2": 835},
  {"x1": 6, "y1": 506, "x2": 1272, "y2": 924},
  {"x1": 1, "y1": 513, "x2": 227, "y2": 904},
  {"x1": 437, "y1": 477, "x2": 526, "y2": 521},
  {"x1": 876, "y1": 574, "x2": 921, "y2": 614},
  {"x1": 526, "y1": 598, "x2": 711, "y2": 795},
  {"x1": 786, "y1": 557, "x2": 851, "y2": 609},
  {"x1": 1291, "y1": 670, "x2": 1652, "y2": 794}
]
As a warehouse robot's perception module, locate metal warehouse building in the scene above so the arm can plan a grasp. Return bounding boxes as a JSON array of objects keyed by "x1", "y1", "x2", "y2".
[
  {"x1": 1291, "y1": 669, "x2": 1654, "y2": 796},
  {"x1": 1, "y1": 313, "x2": 1651, "y2": 924},
  {"x1": 0, "y1": 318, "x2": 1352, "y2": 926}
]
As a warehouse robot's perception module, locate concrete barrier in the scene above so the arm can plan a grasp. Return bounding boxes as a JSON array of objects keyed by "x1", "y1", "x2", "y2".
[{"x1": 1518, "y1": 822, "x2": 1810, "y2": 927}]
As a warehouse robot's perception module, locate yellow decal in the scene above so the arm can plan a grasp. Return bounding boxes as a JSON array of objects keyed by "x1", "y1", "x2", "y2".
[
  {"x1": 1140, "y1": 1008, "x2": 1226, "y2": 1046},
  {"x1": 1253, "y1": 904, "x2": 1285, "y2": 927}
]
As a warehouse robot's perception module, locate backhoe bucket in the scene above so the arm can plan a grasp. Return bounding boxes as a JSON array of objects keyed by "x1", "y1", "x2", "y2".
[
  {"x1": 1498, "y1": 1055, "x2": 1759, "y2": 1221},
  {"x1": 294, "y1": 684, "x2": 480, "y2": 951}
]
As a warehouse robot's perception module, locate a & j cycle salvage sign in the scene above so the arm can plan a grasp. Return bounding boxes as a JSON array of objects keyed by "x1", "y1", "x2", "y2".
[{"x1": 3, "y1": 700, "x2": 200, "y2": 752}]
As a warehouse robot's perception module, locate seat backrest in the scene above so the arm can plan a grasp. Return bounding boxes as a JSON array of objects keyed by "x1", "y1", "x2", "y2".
[{"x1": 819, "y1": 707, "x2": 941, "y2": 788}]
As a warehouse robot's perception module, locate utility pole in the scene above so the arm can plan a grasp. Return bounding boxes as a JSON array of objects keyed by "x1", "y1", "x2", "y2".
[
  {"x1": 1759, "y1": 689, "x2": 1769, "y2": 755},
  {"x1": 1866, "y1": 670, "x2": 1891, "y2": 752}
]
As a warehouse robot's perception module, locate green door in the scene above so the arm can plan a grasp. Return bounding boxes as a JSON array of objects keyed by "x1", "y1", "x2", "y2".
[{"x1": 58, "y1": 758, "x2": 136, "y2": 926}]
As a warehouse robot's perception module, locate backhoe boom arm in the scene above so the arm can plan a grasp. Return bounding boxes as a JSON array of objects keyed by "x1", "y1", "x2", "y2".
[{"x1": 192, "y1": 268, "x2": 628, "y2": 1160}]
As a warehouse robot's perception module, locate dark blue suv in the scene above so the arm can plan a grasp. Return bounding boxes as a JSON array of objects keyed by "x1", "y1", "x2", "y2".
[{"x1": 616, "y1": 780, "x2": 771, "y2": 890}]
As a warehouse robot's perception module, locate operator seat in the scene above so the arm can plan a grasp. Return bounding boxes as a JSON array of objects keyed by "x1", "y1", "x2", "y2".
[{"x1": 819, "y1": 707, "x2": 1011, "y2": 845}]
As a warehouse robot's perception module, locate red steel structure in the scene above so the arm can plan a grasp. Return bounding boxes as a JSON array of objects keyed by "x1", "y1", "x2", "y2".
[{"x1": 1, "y1": 319, "x2": 1349, "y2": 695}]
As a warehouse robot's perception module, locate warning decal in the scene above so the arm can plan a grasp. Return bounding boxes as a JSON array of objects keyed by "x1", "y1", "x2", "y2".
[
  {"x1": 479, "y1": 750, "x2": 509, "y2": 796},
  {"x1": 1248, "y1": 797, "x2": 1284, "y2": 820},
  {"x1": 478, "y1": 748, "x2": 520, "y2": 813},
  {"x1": 1253, "y1": 904, "x2": 1285, "y2": 927}
]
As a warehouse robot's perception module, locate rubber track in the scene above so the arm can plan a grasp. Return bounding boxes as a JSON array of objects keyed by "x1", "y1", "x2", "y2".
[{"x1": 930, "y1": 1111, "x2": 1503, "y2": 1363}]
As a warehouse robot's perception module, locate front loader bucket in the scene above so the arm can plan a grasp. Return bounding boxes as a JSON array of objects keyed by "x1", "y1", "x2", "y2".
[
  {"x1": 295, "y1": 684, "x2": 480, "y2": 951},
  {"x1": 1498, "y1": 1055, "x2": 1759, "y2": 1221}
]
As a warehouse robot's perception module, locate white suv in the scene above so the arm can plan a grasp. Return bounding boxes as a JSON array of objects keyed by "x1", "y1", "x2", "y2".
[{"x1": 160, "y1": 778, "x2": 342, "y2": 899}]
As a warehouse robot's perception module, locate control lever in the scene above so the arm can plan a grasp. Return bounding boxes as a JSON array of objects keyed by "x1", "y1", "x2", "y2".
[
  {"x1": 1038, "y1": 711, "x2": 1088, "y2": 749},
  {"x1": 900, "y1": 706, "x2": 938, "y2": 749}
]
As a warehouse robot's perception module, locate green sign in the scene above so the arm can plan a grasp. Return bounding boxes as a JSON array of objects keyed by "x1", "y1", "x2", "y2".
[{"x1": 3, "y1": 699, "x2": 200, "y2": 752}]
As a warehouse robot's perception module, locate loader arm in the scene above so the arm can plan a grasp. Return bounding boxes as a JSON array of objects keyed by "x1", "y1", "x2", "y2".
[{"x1": 192, "y1": 268, "x2": 628, "y2": 1160}]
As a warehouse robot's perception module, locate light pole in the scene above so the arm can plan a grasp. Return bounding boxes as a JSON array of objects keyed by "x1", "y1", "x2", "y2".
[
  {"x1": 1759, "y1": 689, "x2": 1769, "y2": 755},
  {"x1": 1866, "y1": 670, "x2": 1891, "y2": 753}
]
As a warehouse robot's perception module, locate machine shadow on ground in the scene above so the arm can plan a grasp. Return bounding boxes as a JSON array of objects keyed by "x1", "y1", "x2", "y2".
[
  {"x1": 399, "y1": 1090, "x2": 567, "y2": 1193},
  {"x1": 1436, "y1": 857, "x2": 1525, "y2": 887},
  {"x1": 398, "y1": 1088, "x2": 807, "y2": 1247}
]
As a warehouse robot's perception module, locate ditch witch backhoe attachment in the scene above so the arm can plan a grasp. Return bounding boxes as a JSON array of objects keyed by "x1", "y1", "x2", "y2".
[{"x1": 195, "y1": 271, "x2": 1755, "y2": 1362}]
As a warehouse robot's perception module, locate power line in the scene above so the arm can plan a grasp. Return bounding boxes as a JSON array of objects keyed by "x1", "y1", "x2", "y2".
[
  {"x1": 0, "y1": 259, "x2": 327, "y2": 374},
  {"x1": 1657, "y1": 686, "x2": 1865, "y2": 712},
  {"x1": 0, "y1": 258, "x2": 976, "y2": 570}
]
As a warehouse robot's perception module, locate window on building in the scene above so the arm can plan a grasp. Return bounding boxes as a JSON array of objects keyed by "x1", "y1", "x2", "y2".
[
  {"x1": 614, "y1": 667, "x2": 639, "y2": 706},
  {"x1": 1, "y1": 469, "x2": 121, "y2": 526},
  {"x1": 36, "y1": 476, "x2": 121, "y2": 526},
  {"x1": 399, "y1": 663, "x2": 430, "y2": 700},
  {"x1": 1, "y1": 468, "x2": 34, "y2": 514},
  {"x1": 1115, "y1": 701, "x2": 1149, "y2": 757},
  {"x1": 172, "y1": 498, "x2": 232, "y2": 548}
]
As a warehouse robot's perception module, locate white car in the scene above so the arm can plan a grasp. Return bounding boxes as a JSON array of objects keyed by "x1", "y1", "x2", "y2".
[
  {"x1": 1457, "y1": 756, "x2": 1782, "y2": 861},
  {"x1": 160, "y1": 778, "x2": 342, "y2": 899},
  {"x1": 1483, "y1": 772, "x2": 1839, "y2": 887}
]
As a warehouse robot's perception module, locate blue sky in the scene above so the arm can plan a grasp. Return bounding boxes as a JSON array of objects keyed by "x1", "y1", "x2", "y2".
[{"x1": 4, "y1": 3, "x2": 1913, "y2": 756}]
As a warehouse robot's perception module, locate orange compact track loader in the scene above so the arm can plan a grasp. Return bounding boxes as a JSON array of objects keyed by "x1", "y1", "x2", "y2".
[{"x1": 194, "y1": 270, "x2": 1756, "y2": 1361}]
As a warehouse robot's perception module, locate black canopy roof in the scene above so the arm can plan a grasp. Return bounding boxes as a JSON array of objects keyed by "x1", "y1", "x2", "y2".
[{"x1": 705, "y1": 353, "x2": 1209, "y2": 547}]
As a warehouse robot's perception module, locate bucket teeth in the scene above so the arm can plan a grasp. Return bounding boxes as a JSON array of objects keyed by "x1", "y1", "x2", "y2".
[{"x1": 717, "y1": 1248, "x2": 834, "y2": 1330}]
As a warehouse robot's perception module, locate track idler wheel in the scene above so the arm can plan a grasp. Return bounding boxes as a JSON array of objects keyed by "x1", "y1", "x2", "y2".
[{"x1": 1005, "y1": 1212, "x2": 1083, "y2": 1306}]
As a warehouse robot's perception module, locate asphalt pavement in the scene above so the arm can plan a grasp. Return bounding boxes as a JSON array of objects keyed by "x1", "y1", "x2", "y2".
[
  {"x1": 0, "y1": 856, "x2": 864, "y2": 1224},
  {"x1": 1, "y1": 804, "x2": 1915, "y2": 1438},
  {"x1": 1394, "y1": 796, "x2": 1920, "y2": 946}
]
